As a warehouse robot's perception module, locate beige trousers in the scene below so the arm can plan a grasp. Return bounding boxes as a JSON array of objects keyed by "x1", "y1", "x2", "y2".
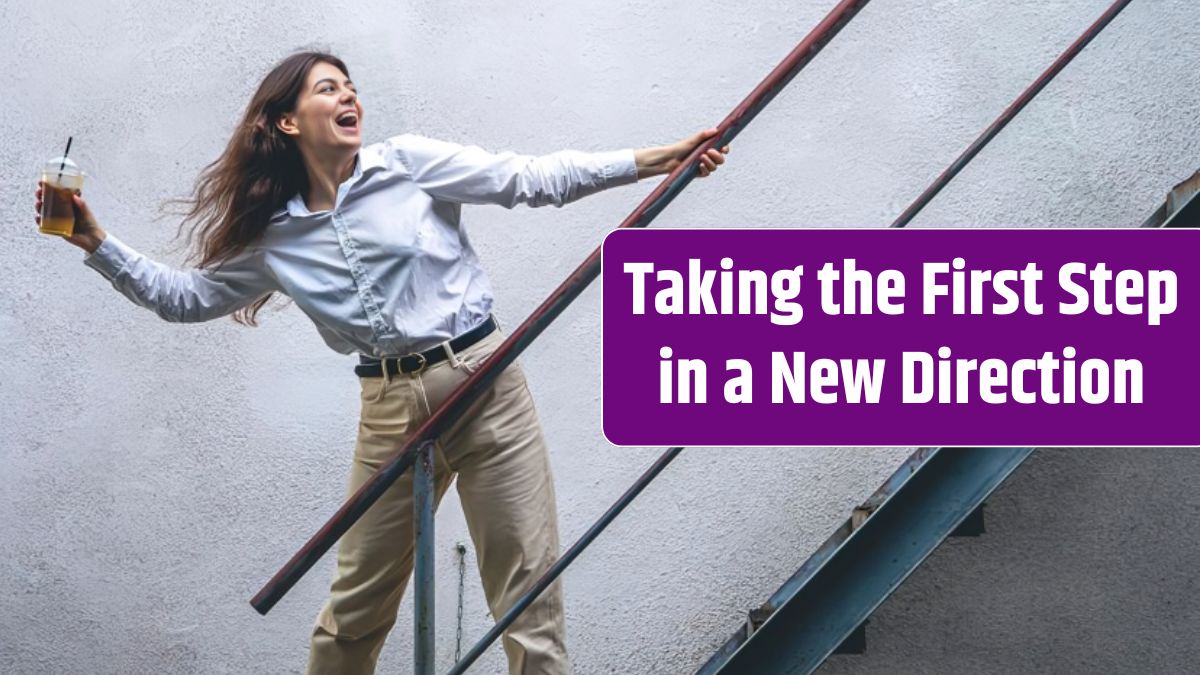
[{"x1": 306, "y1": 329, "x2": 570, "y2": 675}]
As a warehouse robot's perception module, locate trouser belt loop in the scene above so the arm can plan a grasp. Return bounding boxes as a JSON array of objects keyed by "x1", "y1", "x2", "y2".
[{"x1": 441, "y1": 338, "x2": 461, "y2": 368}]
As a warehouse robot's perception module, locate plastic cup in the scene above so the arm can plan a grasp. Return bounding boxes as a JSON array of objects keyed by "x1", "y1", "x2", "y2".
[{"x1": 39, "y1": 157, "x2": 85, "y2": 237}]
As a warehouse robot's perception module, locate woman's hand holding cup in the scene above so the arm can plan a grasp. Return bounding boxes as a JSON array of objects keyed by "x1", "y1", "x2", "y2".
[{"x1": 35, "y1": 181, "x2": 107, "y2": 254}]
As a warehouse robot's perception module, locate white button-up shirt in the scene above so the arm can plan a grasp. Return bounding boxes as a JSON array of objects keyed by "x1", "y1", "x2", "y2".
[{"x1": 83, "y1": 134, "x2": 639, "y2": 357}]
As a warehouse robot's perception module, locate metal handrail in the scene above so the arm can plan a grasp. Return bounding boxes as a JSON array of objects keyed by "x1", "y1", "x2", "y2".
[
  {"x1": 248, "y1": 0, "x2": 1140, "y2": 672},
  {"x1": 442, "y1": 0, "x2": 1137, "y2": 669},
  {"x1": 891, "y1": 0, "x2": 1133, "y2": 228}
]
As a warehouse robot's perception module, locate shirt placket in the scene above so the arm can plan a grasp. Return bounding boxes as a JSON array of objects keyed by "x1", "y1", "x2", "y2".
[{"x1": 329, "y1": 211, "x2": 403, "y2": 354}]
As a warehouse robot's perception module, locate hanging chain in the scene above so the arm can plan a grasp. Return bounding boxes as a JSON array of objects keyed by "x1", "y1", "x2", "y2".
[{"x1": 454, "y1": 542, "x2": 468, "y2": 662}]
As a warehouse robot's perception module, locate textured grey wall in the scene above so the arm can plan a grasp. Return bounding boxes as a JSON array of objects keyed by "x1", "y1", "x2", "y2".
[{"x1": 2, "y1": 1, "x2": 1197, "y2": 674}]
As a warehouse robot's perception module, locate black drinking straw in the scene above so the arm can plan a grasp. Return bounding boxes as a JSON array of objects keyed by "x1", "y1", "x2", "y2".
[{"x1": 56, "y1": 137, "x2": 73, "y2": 181}]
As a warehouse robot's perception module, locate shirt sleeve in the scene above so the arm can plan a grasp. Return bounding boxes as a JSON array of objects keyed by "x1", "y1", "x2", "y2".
[
  {"x1": 82, "y1": 232, "x2": 277, "y2": 323},
  {"x1": 387, "y1": 134, "x2": 639, "y2": 208}
]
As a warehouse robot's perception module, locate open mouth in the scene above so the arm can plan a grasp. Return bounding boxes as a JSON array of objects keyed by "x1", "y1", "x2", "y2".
[{"x1": 335, "y1": 112, "x2": 359, "y2": 133}]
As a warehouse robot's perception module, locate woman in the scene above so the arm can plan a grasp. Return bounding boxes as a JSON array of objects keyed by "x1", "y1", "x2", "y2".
[{"x1": 35, "y1": 51, "x2": 728, "y2": 675}]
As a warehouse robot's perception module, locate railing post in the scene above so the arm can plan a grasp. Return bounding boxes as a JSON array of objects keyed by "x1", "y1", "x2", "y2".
[{"x1": 414, "y1": 440, "x2": 436, "y2": 675}]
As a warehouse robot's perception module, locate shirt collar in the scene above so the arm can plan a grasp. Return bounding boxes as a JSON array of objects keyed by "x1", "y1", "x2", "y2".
[{"x1": 284, "y1": 144, "x2": 387, "y2": 218}]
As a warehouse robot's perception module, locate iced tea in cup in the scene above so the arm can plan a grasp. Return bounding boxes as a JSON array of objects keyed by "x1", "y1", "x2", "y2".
[{"x1": 39, "y1": 157, "x2": 85, "y2": 237}]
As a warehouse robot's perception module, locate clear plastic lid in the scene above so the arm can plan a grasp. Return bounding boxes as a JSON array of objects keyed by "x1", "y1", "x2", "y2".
[{"x1": 42, "y1": 156, "x2": 83, "y2": 177}]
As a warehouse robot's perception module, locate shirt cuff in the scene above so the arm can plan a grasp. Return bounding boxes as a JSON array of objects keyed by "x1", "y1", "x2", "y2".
[
  {"x1": 597, "y1": 148, "x2": 639, "y2": 186},
  {"x1": 82, "y1": 233, "x2": 134, "y2": 281}
]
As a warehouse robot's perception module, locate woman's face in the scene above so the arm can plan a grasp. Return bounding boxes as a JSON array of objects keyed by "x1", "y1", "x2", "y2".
[{"x1": 278, "y1": 61, "x2": 363, "y2": 157}]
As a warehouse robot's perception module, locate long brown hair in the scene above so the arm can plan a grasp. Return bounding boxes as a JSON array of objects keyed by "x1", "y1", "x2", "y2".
[{"x1": 172, "y1": 51, "x2": 350, "y2": 326}]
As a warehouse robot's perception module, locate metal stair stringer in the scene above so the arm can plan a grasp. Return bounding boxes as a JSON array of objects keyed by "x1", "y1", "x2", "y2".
[{"x1": 696, "y1": 446, "x2": 1034, "y2": 675}]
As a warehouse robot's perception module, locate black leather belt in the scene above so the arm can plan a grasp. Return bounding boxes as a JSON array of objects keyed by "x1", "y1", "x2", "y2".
[{"x1": 356, "y1": 316, "x2": 498, "y2": 378}]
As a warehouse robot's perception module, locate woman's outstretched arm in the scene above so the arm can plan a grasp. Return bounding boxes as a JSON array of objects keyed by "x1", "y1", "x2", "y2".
[
  {"x1": 36, "y1": 185, "x2": 278, "y2": 324},
  {"x1": 388, "y1": 129, "x2": 729, "y2": 209}
]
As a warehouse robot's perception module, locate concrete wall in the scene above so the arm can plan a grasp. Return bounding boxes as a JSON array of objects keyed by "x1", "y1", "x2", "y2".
[{"x1": 2, "y1": 1, "x2": 1196, "y2": 673}]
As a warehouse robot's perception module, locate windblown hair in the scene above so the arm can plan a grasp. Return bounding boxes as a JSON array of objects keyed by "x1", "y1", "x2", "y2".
[{"x1": 171, "y1": 51, "x2": 350, "y2": 326}]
